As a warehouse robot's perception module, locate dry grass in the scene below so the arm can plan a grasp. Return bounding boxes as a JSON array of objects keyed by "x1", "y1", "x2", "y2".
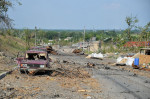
[{"x1": 0, "y1": 35, "x2": 26, "y2": 56}]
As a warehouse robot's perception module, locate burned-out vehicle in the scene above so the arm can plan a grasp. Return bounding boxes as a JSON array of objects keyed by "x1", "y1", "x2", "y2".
[
  {"x1": 31, "y1": 46, "x2": 57, "y2": 55},
  {"x1": 17, "y1": 50, "x2": 51, "y2": 74},
  {"x1": 31, "y1": 46, "x2": 47, "y2": 52}
]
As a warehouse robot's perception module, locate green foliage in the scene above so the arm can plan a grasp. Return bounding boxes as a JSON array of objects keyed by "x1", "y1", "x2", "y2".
[
  {"x1": 125, "y1": 16, "x2": 138, "y2": 41},
  {"x1": 138, "y1": 22, "x2": 150, "y2": 41},
  {"x1": 0, "y1": 0, "x2": 14, "y2": 28},
  {"x1": 24, "y1": 29, "x2": 32, "y2": 50},
  {"x1": 0, "y1": 0, "x2": 21, "y2": 29}
]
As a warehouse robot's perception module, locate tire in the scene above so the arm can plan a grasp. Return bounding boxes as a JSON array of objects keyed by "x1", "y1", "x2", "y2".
[
  {"x1": 20, "y1": 69, "x2": 28, "y2": 74},
  {"x1": 20, "y1": 70, "x2": 25, "y2": 74}
]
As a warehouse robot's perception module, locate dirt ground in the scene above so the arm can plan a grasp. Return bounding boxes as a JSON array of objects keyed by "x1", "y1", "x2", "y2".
[
  {"x1": 0, "y1": 70, "x2": 100, "y2": 99},
  {"x1": 0, "y1": 48, "x2": 150, "y2": 99},
  {"x1": 0, "y1": 53, "x2": 102, "y2": 99}
]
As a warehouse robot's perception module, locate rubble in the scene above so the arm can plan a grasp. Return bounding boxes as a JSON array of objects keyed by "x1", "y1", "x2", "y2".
[
  {"x1": 50, "y1": 61, "x2": 91, "y2": 78},
  {"x1": 86, "y1": 53, "x2": 104, "y2": 60},
  {"x1": 116, "y1": 56, "x2": 134, "y2": 66},
  {"x1": 72, "y1": 49, "x2": 82, "y2": 53},
  {"x1": 46, "y1": 46, "x2": 57, "y2": 55},
  {"x1": 0, "y1": 54, "x2": 101, "y2": 99},
  {"x1": 72, "y1": 49, "x2": 84, "y2": 55},
  {"x1": 87, "y1": 63, "x2": 95, "y2": 68}
]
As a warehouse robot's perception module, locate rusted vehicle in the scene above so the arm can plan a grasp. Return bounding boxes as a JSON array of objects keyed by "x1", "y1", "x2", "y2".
[
  {"x1": 18, "y1": 50, "x2": 51, "y2": 74},
  {"x1": 31, "y1": 46, "x2": 47, "y2": 52},
  {"x1": 31, "y1": 46, "x2": 57, "y2": 55}
]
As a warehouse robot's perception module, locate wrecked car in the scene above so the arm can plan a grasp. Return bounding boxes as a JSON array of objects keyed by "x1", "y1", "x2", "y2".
[
  {"x1": 30, "y1": 46, "x2": 47, "y2": 52},
  {"x1": 31, "y1": 46, "x2": 57, "y2": 54},
  {"x1": 18, "y1": 50, "x2": 51, "y2": 74}
]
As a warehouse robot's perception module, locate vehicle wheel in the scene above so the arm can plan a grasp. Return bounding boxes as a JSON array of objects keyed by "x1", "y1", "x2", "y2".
[
  {"x1": 20, "y1": 69, "x2": 28, "y2": 74},
  {"x1": 20, "y1": 70, "x2": 25, "y2": 74},
  {"x1": 46, "y1": 70, "x2": 52, "y2": 76}
]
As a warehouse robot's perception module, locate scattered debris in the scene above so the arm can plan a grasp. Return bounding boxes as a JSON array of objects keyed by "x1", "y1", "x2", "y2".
[
  {"x1": 86, "y1": 53, "x2": 103, "y2": 60},
  {"x1": 72, "y1": 49, "x2": 84, "y2": 55},
  {"x1": 144, "y1": 80, "x2": 150, "y2": 83},
  {"x1": 63, "y1": 60, "x2": 69, "y2": 63},
  {"x1": 132, "y1": 73, "x2": 137, "y2": 77},
  {"x1": 50, "y1": 67, "x2": 91, "y2": 78},
  {"x1": 132, "y1": 64, "x2": 140, "y2": 69},
  {"x1": 104, "y1": 66, "x2": 110, "y2": 70},
  {"x1": 116, "y1": 57, "x2": 134, "y2": 66},
  {"x1": 72, "y1": 49, "x2": 82, "y2": 54},
  {"x1": 46, "y1": 46, "x2": 58, "y2": 55},
  {"x1": 78, "y1": 90, "x2": 91, "y2": 92},
  {"x1": 86, "y1": 96, "x2": 92, "y2": 99},
  {"x1": 87, "y1": 63, "x2": 95, "y2": 68}
]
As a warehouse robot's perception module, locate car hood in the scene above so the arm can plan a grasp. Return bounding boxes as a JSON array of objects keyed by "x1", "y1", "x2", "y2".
[{"x1": 21, "y1": 60, "x2": 47, "y2": 65}]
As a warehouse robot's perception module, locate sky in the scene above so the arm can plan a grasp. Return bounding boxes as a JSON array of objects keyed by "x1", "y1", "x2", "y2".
[{"x1": 8, "y1": 0, "x2": 150, "y2": 30}]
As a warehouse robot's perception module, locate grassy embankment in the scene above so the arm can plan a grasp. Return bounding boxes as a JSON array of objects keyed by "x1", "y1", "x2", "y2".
[{"x1": 0, "y1": 35, "x2": 27, "y2": 57}]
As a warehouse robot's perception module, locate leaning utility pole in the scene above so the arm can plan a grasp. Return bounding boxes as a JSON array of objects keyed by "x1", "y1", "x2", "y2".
[{"x1": 35, "y1": 26, "x2": 37, "y2": 46}]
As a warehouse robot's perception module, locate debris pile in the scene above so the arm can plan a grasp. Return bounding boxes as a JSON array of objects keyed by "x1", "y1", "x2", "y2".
[
  {"x1": 86, "y1": 53, "x2": 104, "y2": 60},
  {"x1": 46, "y1": 46, "x2": 57, "y2": 55},
  {"x1": 51, "y1": 68, "x2": 90, "y2": 78},
  {"x1": 72, "y1": 49, "x2": 84, "y2": 55},
  {"x1": 116, "y1": 48, "x2": 150, "y2": 71},
  {"x1": 116, "y1": 57, "x2": 134, "y2": 66},
  {"x1": 87, "y1": 63, "x2": 95, "y2": 68},
  {"x1": 0, "y1": 87, "x2": 18, "y2": 99},
  {"x1": 50, "y1": 64, "x2": 91, "y2": 78},
  {"x1": 72, "y1": 49, "x2": 81, "y2": 53}
]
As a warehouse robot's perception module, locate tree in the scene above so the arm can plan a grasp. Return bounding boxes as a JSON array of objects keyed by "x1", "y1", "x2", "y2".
[
  {"x1": 0, "y1": 0, "x2": 21, "y2": 29},
  {"x1": 24, "y1": 29, "x2": 31, "y2": 50},
  {"x1": 139, "y1": 22, "x2": 150, "y2": 41},
  {"x1": 0, "y1": 0, "x2": 13, "y2": 29},
  {"x1": 125, "y1": 16, "x2": 138, "y2": 41}
]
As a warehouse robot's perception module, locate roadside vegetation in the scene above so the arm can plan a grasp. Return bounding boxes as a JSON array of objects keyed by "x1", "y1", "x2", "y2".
[{"x1": 0, "y1": 0, "x2": 150, "y2": 55}]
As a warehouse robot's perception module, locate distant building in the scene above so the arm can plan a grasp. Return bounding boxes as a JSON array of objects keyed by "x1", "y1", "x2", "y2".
[
  {"x1": 79, "y1": 42, "x2": 89, "y2": 49},
  {"x1": 71, "y1": 41, "x2": 101, "y2": 52},
  {"x1": 64, "y1": 37, "x2": 72, "y2": 41},
  {"x1": 91, "y1": 37, "x2": 96, "y2": 41},
  {"x1": 124, "y1": 41, "x2": 150, "y2": 47},
  {"x1": 72, "y1": 43, "x2": 79, "y2": 48},
  {"x1": 89, "y1": 41, "x2": 100, "y2": 52},
  {"x1": 49, "y1": 40, "x2": 53, "y2": 42}
]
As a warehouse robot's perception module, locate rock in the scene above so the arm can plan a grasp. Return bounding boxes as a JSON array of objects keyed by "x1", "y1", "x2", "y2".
[
  {"x1": 104, "y1": 66, "x2": 110, "y2": 70},
  {"x1": 0, "y1": 52, "x2": 5, "y2": 56}
]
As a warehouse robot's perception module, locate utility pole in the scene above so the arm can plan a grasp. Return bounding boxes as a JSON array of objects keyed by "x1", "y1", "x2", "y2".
[
  {"x1": 35, "y1": 26, "x2": 37, "y2": 47},
  {"x1": 83, "y1": 26, "x2": 85, "y2": 51},
  {"x1": 58, "y1": 32, "x2": 60, "y2": 49}
]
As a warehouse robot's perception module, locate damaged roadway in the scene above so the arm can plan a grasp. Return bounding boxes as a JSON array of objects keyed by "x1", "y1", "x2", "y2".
[
  {"x1": 0, "y1": 49, "x2": 150, "y2": 99},
  {"x1": 51, "y1": 51, "x2": 150, "y2": 99}
]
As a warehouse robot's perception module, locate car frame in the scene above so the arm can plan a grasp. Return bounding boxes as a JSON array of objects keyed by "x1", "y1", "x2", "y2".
[{"x1": 17, "y1": 50, "x2": 51, "y2": 74}]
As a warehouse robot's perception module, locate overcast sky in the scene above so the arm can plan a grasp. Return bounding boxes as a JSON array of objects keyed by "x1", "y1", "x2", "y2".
[{"x1": 8, "y1": 0, "x2": 150, "y2": 29}]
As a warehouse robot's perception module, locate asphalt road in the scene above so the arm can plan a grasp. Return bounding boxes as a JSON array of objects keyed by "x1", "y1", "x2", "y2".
[
  {"x1": 93, "y1": 66, "x2": 150, "y2": 99},
  {"x1": 52, "y1": 50, "x2": 150, "y2": 99}
]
